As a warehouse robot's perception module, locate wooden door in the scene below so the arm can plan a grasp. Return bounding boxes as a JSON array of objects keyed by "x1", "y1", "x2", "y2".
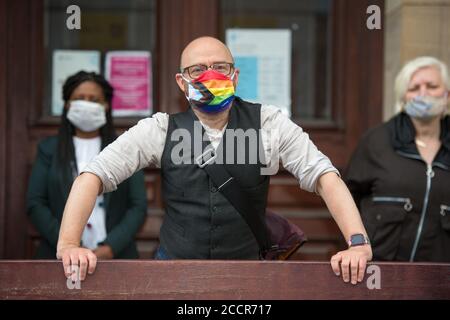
[{"x1": 0, "y1": 0, "x2": 383, "y2": 259}]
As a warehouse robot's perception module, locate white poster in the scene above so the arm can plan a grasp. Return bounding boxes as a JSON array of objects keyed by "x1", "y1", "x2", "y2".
[
  {"x1": 52, "y1": 50, "x2": 100, "y2": 116},
  {"x1": 226, "y1": 29, "x2": 292, "y2": 117}
]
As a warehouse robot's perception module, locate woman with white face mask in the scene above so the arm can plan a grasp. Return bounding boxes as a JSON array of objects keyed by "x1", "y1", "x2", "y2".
[
  {"x1": 345, "y1": 56, "x2": 450, "y2": 262},
  {"x1": 26, "y1": 71, "x2": 147, "y2": 259}
]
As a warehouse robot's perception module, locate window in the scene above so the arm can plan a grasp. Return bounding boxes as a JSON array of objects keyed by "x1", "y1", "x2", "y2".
[
  {"x1": 220, "y1": 0, "x2": 332, "y2": 122},
  {"x1": 43, "y1": 0, "x2": 156, "y2": 117}
]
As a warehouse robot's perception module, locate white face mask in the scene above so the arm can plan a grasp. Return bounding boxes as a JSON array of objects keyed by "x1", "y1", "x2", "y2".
[{"x1": 67, "y1": 100, "x2": 107, "y2": 132}]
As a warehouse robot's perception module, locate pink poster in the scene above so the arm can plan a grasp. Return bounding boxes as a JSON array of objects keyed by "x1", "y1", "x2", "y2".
[{"x1": 105, "y1": 51, "x2": 152, "y2": 116}]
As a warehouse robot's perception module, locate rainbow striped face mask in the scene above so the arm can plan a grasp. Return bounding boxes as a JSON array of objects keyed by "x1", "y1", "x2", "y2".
[{"x1": 182, "y1": 69, "x2": 236, "y2": 114}]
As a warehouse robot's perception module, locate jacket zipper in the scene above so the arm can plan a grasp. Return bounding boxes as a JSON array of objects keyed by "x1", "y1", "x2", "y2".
[
  {"x1": 396, "y1": 151, "x2": 436, "y2": 262},
  {"x1": 372, "y1": 196, "x2": 413, "y2": 211},
  {"x1": 440, "y1": 205, "x2": 450, "y2": 217},
  {"x1": 409, "y1": 164, "x2": 435, "y2": 262}
]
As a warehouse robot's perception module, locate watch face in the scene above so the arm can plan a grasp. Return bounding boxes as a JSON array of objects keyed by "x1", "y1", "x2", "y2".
[{"x1": 351, "y1": 234, "x2": 366, "y2": 246}]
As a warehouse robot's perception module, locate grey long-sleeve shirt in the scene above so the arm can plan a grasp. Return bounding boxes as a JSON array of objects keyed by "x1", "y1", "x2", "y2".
[{"x1": 83, "y1": 104, "x2": 339, "y2": 194}]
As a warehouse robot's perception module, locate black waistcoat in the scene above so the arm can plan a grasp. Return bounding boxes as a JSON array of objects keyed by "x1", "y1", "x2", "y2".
[{"x1": 159, "y1": 98, "x2": 270, "y2": 259}]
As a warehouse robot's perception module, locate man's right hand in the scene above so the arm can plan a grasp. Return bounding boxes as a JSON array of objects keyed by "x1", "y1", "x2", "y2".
[{"x1": 56, "y1": 246, "x2": 97, "y2": 281}]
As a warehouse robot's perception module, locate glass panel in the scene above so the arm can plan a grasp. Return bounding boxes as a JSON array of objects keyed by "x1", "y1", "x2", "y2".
[
  {"x1": 43, "y1": 0, "x2": 156, "y2": 117},
  {"x1": 220, "y1": 0, "x2": 332, "y2": 122}
]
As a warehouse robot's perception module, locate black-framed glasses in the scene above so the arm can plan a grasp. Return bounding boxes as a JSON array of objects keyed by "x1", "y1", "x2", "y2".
[{"x1": 181, "y1": 62, "x2": 234, "y2": 79}]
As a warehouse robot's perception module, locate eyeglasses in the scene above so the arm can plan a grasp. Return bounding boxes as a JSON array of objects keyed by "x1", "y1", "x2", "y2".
[{"x1": 181, "y1": 62, "x2": 234, "y2": 79}]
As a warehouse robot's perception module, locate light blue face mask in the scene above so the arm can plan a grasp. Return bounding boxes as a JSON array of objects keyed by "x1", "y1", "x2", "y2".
[{"x1": 404, "y1": 93, "x2": 448, "y2": 119}]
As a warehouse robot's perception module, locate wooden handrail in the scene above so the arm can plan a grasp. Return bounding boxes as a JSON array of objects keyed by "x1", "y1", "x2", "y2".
[{"x1": 0, "y1": 260, "x2": 449, "y2": 299}]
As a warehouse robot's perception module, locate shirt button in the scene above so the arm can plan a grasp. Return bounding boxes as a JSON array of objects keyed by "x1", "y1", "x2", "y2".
[
  {"x1": 211, "y1": 186, "x2": 217, "y2": 193},
  {"x1": 376, "y1": 214, "x2": 381, "y2": 221},
  {"x1": 212, "y1": 206, "x2": 218, "y2": 213}
]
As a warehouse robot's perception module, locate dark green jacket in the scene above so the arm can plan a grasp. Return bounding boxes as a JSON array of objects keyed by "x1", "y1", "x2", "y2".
[{"x1": 26, "y1": 136, "x2": 147, "y2": 259}]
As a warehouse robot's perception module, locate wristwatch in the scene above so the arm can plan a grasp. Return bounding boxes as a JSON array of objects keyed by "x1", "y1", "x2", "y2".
[{"x1": 348, "y1": 234, "x2": 370, "y2": 247}]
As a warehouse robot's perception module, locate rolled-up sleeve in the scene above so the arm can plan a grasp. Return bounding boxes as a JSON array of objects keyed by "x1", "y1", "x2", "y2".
[
  {"x1": 261, "y1": 105, "x2": 340, "y2": 193},
  {"x1": 83, "y1": 112, "x2": 169, "y2": 193}
]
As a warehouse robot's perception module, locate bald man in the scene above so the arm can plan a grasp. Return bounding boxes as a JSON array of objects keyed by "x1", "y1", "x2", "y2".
[{"x1": 57, "y1": 37, "x2": 372, "y2": 285}]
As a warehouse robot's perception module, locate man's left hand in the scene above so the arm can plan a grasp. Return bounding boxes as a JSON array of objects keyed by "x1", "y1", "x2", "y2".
[{"x1": 330, "y1": 245, "x2": 373, "y2": 285}]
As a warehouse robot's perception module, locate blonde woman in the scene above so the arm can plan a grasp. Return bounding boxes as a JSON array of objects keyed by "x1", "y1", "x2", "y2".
[{"x1": 345, "y1": 56, "x2": 450, "y2": 262}]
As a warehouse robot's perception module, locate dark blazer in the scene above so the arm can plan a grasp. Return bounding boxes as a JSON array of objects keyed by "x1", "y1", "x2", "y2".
[
  {"x1": 345, "y1": 113, "x2": 450, "y2": 262},
  {"x1": 26, "y1": 136, "x2": 147, "y2": 259}
]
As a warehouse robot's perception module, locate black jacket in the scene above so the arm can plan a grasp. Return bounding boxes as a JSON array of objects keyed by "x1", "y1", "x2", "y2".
[
  {"x1": 345, "y1": 112, "x2": 450, "y2": 262},
  {"x1": 26, "y1": 136, "x2": 147, "y2": 259}
]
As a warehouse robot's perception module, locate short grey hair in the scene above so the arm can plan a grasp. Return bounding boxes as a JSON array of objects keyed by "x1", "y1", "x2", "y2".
[{"x1": 394, "y1": 56, "x2": 450, "y2": 112}]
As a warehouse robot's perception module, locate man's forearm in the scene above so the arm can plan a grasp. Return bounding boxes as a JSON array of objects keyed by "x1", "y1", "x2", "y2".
[
  {"x1": 57, "y1": 172, "x2": 102, "y2": 251},
  {"x1": 316, "y1": 172, "x2": 368, "y2": 242}
]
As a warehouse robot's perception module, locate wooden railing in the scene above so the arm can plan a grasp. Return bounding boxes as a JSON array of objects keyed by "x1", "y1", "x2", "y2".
[{"x1": 0, "y1": 260, "x2": 449, "y2": 299}]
